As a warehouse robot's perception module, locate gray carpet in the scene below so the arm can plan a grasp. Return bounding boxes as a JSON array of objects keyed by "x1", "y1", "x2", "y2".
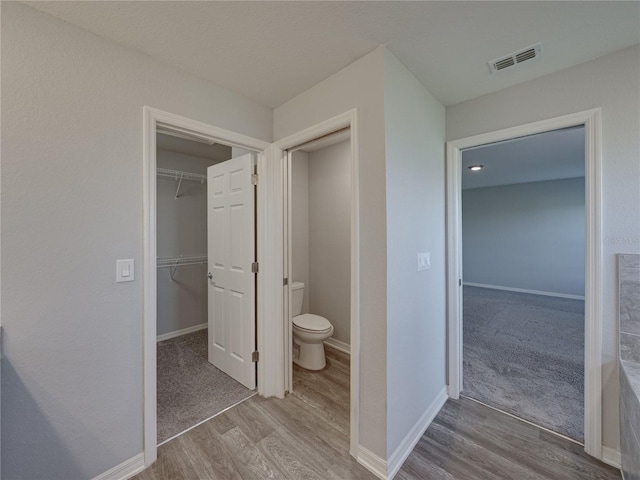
[
  {"x1": 463, "y1": 286, "x2": 584, "y2": 441},
  {"x1": 157, "y1": 329, "x2": 255, "y2": 443}
]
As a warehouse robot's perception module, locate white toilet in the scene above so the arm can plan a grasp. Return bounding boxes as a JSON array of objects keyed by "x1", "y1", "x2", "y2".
[{"x1": 291, "y1": 281, "x2": 334, "y2": 370}]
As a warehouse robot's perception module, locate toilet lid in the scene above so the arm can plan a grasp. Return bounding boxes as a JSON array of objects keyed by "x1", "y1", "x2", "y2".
[{"x1": 293, "y1": 313, "x2": 332, "y2": 332}]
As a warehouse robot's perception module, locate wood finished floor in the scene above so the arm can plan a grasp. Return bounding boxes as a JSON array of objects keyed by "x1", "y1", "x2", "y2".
[{"x1": 133, "y1": 345, "x2": 620, "y2": 480}]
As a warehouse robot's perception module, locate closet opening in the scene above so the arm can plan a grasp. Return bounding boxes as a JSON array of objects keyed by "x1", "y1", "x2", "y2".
[{"x1": 155, "y1": 130, "x2": 257, "y2": 446}]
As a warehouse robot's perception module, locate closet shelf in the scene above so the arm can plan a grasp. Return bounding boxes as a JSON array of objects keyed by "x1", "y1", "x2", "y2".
[
  {"x1": 156, "y1": 168, "x2": 207, "y2": 183},
  {"x1": 157, "y1": 168, "x2": 207, "y2": 199},
  {"x1": 157, "y1": 255, "x2": 208, "y2": 281}
]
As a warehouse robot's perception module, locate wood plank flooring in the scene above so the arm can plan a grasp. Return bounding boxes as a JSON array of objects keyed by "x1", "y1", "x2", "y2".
[
  {"x1": 133, "y1": 345, "x2": 620, "y2": 480},
  {"x1": 397, "y1": 397, "x2": 620, "y2": 480},
  {"x1": 133, "y1": 345, "x2": 372, "y2": 480}
]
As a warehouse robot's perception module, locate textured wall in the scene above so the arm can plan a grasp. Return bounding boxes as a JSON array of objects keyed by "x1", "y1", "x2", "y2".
[
  {"x1": 1, "y1": 3, "x2": 271, "y2": 479},
  {"x1": 463, "y1": 178, "x2": 585, "y2": 297},
  {"x1": 309, "y1": 140, "x2": 351, "y2": 345},
  {"x1": 447, "y1": 45, "x2": 640, "y2": 452}
]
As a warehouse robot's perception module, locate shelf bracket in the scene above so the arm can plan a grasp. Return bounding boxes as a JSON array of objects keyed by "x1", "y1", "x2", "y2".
[
  {"x1": 174, "y1": 173, "x2": 184, "y2": 200},
  {"x1": 170, "y1": 262, "x2": 178, "y2": 281},
  {"x1": 170, "y1": 255, "x2": 183, "y2": 281}
]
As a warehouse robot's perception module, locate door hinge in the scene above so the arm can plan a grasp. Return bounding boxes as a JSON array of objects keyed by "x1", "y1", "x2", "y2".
[
  {"x1": 251, "y1": 262, "x2": 259, "y2": 273},
  {"x1": 252, "y1": 351, "x2": 259, "y2": 362},
  {"x1": 251, "y1": 173, "x2": 258, "y2": 185},
  {"x1": 283, "y1": 278, "x2": 288, "y2": 286},
  {"x1": 459, "y1": 279, "x2": 462, "y2": 287}
]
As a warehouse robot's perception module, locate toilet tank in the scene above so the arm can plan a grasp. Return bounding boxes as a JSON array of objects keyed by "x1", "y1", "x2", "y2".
[{"x1": 291, "y1": 282, "x2": 305, "y2": 316}]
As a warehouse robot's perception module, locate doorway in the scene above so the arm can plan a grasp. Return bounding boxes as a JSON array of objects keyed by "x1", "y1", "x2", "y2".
[
  {"x1": 460, "y1": 126, "x2": 586, "y2": 441},
  {"x1": 142, "y1": 107, "x2": 273, "y2": 466},
  {"x1": 285, "y1": 129, "x2": 352, "y2": 440},
  {"x1": 275, "y1": 109, "x2": 360, "y2": 456},
  {"x1": 446, "y1": 108, "x2": 603, "y2": 458}
]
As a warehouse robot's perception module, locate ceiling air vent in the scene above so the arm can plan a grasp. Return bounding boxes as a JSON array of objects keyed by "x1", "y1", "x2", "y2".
[{"x1": 489, "y1": 43, "x2": 542, "y2": 73}]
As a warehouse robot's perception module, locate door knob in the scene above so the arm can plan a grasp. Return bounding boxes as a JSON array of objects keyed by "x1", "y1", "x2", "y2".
[{"x1": 207, "y1": 272, "x2": 213, "y2": 279}]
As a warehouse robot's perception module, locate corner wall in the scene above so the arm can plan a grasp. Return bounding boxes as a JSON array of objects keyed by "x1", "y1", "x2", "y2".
[
  {"x1": 291, "y1": 151, "x2": 310, "y2": 314},
  {"x1": 383, "y1": 50, "x2": 447, "y2": 460},
  {"x1": 274, "y1": 46, "x2": 388, "y2": 458},
  {"x1": 309, "y1": 141, "x2": 352, "y2": 345},
  {"x1": 1, "y1": 3, "x2": 272, "y2": 478},
  {"x1": 447, "y1": 44, "x2": 640, "y2": 452}
]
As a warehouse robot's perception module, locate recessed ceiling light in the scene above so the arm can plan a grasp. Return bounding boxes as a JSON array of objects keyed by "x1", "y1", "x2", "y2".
[{"x1": 468, "y1": 165, "x2": 484, "y2": 171}]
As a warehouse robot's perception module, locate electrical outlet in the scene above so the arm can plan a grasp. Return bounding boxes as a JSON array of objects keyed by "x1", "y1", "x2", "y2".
[{"x1": 417, "y1": 252, "x2": 431, "y2": 271}]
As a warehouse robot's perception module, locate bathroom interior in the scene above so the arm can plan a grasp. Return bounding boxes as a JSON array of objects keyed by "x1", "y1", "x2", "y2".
[
  {"x1": 288, "y1": 130, "x2": 352, "y2": 429},
  {"x1": 155, "y1": 132, "x2": 255, "y2": 445}
]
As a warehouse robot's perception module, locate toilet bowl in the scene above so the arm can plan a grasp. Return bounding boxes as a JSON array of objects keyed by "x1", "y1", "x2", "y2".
[
  {"x1": 291, "y1": 282, "x2": 334, "y2": 371},
  {"x1": 293, "y1": 314, "x2": 334, "y2": 370}
]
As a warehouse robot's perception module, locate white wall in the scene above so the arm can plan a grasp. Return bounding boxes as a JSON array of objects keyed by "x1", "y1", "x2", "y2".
[
  {"x1": 156, "y1": 148, "x2": 230, "y2": 337},
  {"x1": 0, "y1": 3, "x2": 272, "y2": 479},
  {"x1": 309, "y1": 140, "x2": 351, "y2": 345},
  {"x1": 383, "y1": 51, "x2": 447, "y2": 457},
  {"x1": 291, "y1": 151, "x2": 310, "y2": 314},
  {"x1": 274, "y1": 46, "x2": 389, "y2": 457},
  {"x1": 447, "y1": 45, "x2": 640, "y2": 452},
  {"x1": 463, "y1": 178, "x2": 585, "y2": 297}
]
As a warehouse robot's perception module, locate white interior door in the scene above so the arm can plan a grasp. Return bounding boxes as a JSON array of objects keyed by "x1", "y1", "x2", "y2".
[{"x1": 207, "y1": 153, "x2": 256, "y2": 390}]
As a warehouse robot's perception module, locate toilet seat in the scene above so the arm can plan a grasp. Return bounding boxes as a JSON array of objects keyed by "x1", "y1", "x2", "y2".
[{"x1": 293, "y1": 313, "x2": 332, "y2": 333}]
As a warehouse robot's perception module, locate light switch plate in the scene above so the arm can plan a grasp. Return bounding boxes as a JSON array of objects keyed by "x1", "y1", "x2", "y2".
[
  {"x1": 116, "y1": 259, "x2": 135, "y2": 282},
  {"x1": 417, "y1": 252, "x2": 431, "y2": 271}
]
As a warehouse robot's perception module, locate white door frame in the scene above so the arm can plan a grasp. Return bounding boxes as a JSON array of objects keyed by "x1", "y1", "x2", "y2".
[
  {"x1": 446, "y1": 108, "x2": 603, "y2": 458},
  {"x1": 274, "y1": 109, "x2": 360, "y2": 457},
  {"x1": 142, "y1": 106, "x2": 279, "y2": 467}
]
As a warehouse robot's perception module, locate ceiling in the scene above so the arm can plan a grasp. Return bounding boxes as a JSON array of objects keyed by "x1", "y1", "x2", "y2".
[
  {"x1": 26, "y1": 1, "x2": 640, "y2": 108},
  {"x1": 462, "y1": 126, "x2": 585, "y2": 190}
]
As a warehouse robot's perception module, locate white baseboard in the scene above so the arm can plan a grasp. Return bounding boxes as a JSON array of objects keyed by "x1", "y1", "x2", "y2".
[
  {"x1": 156, "y1": 323, "x2": 207, "y2": 342},
  {"x1": 601, "y1": 446, "x2": 621, "y2": 469},
  {"x1": 387, "y1": 387, "x2": 448, "y2": 479},
  {"x1": 356, "y1": 387, "x2": 448, "y2": 480},
  {"x1": 357, "y1": 446, "x2": 387, "y2": 480},
  {"x1": 92, "y1": 453, "x2": 145, "y2": 480},
  {"x1": 324, "y1": 337, "x2": 350, "y2": 354},
  {"x1": 463, "y1": 282, "x2": 585, "y2": 300}
]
